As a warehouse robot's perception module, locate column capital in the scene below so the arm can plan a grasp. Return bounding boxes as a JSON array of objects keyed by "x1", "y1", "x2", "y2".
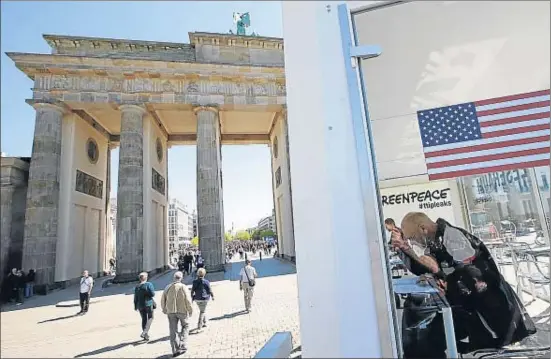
[
  {"x1": 26, "y1": 99, "x2": 69, "y2": 115},
  {"x1": 192, "y1": 105, "x2": 219, "y2": 115},
  {"x1": 118, "y1": 104, "x2": 147, "y2": 115}
]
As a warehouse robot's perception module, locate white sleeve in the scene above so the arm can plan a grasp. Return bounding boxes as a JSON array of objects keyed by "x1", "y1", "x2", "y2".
[{"x1": 253, "y1": 268, "x2": 258, "y2": 278}]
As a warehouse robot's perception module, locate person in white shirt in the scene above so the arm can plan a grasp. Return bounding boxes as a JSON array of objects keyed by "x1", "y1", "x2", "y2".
[
  {"x1": 78, "y1": 270, "x2": 94, "y2": 315},
  {"x1": 239, "y1": 260, "x2": 258, "y2": 313}
]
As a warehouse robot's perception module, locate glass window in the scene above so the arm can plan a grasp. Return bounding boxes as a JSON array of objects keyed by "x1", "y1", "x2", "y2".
[
  {"x1": 461, "y1": 168, "x2": 548, "y2": 242},
  {"x1": 534, "y1": 165, "x2": 550, "y2": 232}
]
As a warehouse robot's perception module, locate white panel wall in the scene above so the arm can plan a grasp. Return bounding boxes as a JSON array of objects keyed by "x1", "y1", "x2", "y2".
[
  {"x1": 270, "y1": 113, "x2": 295, "y2": 259},
  {"x1": 282, "y1": 1, "x2": 392, "y2": 357},
  {"x1": 57, "y1": 114, "x2": 108, "y2": 281},
  {"x1": 143, "y1": 115, "x2": 168, "y2": 271}
]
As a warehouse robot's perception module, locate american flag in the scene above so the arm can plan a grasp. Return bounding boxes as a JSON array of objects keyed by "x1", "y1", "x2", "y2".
[{"x1": 418, "y1": 89, "x2": 550, "y2": 181}]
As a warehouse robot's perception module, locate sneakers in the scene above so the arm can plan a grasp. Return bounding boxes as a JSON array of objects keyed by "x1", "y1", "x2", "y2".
[
  {"x1": 143, "y1": 334, "x2": 150, "y2": 341},
  {"x1": 202, "y1": 323, "x2": 207, "y2": 328}
]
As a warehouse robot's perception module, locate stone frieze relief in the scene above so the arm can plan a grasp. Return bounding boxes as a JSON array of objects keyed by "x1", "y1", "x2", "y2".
[{"x1": 36, "y1": 75, "x2": 286, "y2": 96}]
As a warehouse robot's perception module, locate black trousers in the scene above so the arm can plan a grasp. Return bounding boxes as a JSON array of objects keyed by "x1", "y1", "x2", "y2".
[
  {"x1": 79, "y1": 292, "x2": 90, "y2": 312},
  {"x1": 139, "y1": 306, "x2": 154, "y2": 330}
]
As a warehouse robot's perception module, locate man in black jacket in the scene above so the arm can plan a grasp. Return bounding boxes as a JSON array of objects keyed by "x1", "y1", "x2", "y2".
[{"x1": 395, "y1": 212, "x2": 536, "y2": 353}]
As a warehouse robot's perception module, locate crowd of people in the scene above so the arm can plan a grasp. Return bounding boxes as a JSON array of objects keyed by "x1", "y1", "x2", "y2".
[
  {"x1": 225, "y1": 241, "x2": 276, "y2": 262},
  {"x1": 174, "y1": 240, "x2": 277, "y2": 278},
  {"x1": 1, "y1": 267, "x2": 36, "y2": 305}
]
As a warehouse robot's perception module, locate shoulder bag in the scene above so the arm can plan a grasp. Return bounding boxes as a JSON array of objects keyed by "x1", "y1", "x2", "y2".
[{"x1": 244, "y1": 267, "x2": 256, "y2": 287}]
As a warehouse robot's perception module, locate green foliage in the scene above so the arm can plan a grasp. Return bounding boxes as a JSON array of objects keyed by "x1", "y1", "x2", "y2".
[
  {"x1": 235, "y1": 230, "x2": 251, "y2": 241},
  {"x1": 260, "y1": 229, "x2": 276, "y2": 238},
  {"x1": 225, "y1": 232, "x2": 233, "y2": 241}
]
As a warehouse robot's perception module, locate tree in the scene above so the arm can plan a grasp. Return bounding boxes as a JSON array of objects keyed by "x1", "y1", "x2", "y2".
[
  {"x1": 191, "y1": 236, "x2": 199, "y2": 246},
  {"x1": 260, "y1": 229, "x2": 276, "y2": 238},
  {"x1": 251, "y1": 229, "x2": 262, "y2": 241},
  {"x1": 235, "y1": 230, "x2": 251, "y2": 241},
  {"x1": 225, "y1": 232, "x2": 234, "y2": 242}
]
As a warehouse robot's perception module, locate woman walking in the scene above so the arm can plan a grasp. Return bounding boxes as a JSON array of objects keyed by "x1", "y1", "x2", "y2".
[
  {"x1": 134, "y1": 272, "x2": 156, "y2": 341},
  {"x1": 191, "y1": 268, "x2": 214, "y2": 332}
]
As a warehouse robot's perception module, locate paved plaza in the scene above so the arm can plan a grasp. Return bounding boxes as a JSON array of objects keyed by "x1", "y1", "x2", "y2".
[{"x1": 0, "y1": 257, "x2": 300, "y2": 358}]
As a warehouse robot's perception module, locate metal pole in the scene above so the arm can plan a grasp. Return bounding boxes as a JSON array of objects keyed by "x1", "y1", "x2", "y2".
[{"x1": 442, "y1": 307, "x2": 459, "y2": 358}]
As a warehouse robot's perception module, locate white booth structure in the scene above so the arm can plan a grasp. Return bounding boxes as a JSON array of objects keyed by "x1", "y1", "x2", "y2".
[{"x1": 283, "y1": 1, "x2": 550, "y2": 357}]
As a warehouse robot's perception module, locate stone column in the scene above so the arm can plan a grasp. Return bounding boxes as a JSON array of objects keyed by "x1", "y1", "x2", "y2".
[
  {"x1": 195, "y1": 106, "x2": 225, "y2": 272},
  {"x1": 22, "y1": 102, "x2": 65, "y2": 287},
  {"x1": 282, "y1": 109, "x2": 296, "y2": 260},
  {"x1": 102, "y1": 144, "x2": 112, "y2": 272},
  {"x1": 114, "y1": 105, "x2": 146, "y2": 283}
]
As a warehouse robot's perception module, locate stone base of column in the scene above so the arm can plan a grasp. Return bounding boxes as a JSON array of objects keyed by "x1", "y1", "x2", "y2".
[{"x1": 113, "y1": 272, "x2": 140, "y2": 284}]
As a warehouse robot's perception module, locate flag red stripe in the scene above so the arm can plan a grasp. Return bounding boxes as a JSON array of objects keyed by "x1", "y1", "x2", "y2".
[
  {"x1": 474, "y1": 89, "x2": 551, "y2": 107},
  {"x1": 479, "y1": 112, "x2": 550, "y2": 127},
  {"x1": 424, "y1": 135, "x2": 550, "y2": 158},
  {"x1": 426, "y1": 147, "x2": 550, "y2": 169},
  {"x1": 428, "y1": 160, "x2": 551, "y2": 181},
  {"x1": 476, "y1": 100, "x2": 550, "y2": 117},
  {"x1": 482, "y1": 124, "x2": 550, "y2": 138}
]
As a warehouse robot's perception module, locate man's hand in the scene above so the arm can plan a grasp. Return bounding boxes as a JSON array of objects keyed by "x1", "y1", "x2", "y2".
[{"x1": 391, "y1": 228, "x2": 408, "y2": 250}]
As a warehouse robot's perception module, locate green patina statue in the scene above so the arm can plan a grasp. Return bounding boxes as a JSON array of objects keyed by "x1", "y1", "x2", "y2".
[{"x1": 229, "y1": 12, "x2": 258, "y2": 37}]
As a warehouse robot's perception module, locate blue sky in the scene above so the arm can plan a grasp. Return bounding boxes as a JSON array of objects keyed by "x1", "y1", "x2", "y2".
[{"x1": 0, "y1": 1, "x2": 282, "y2": 230}]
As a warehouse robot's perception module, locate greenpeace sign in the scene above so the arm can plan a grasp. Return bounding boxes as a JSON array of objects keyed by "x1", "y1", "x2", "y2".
[
  {"x1": 380, "y1": 181, "x2": 456, "y2": 227},
  {"x1": 382, "y1": 188, "x2": 452, "y2": 210}
]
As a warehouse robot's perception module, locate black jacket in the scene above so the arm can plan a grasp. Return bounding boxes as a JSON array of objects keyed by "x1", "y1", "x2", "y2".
[{"x1": 431, "y1": 218, "x2": 536, "y2": 351}]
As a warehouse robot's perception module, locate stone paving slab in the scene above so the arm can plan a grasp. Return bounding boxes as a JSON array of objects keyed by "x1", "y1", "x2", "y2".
[{"x1": 0, "y1": 258, "x2": 301, "y2": 358}]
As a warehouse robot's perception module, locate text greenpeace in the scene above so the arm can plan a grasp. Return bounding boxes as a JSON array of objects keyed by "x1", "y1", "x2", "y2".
[{"x1": 382, "y1": 188, "x2": 452, "y2": 210}]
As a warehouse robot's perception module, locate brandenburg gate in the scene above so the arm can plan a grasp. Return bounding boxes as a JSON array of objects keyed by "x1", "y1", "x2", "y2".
[{"x1": 7, "y1": 32, "x2": 295, "y2": 286}]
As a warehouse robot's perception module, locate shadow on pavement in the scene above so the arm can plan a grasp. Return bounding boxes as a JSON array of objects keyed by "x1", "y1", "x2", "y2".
[
  {"x1": 74, "y1": 339, "x2": 146, "y2": 357},
  {"x1": 223, "y1": 257, "x2": 296, "y2": 283},
  {"x1": 1, "y1": 270, "x2": 175, "y2": 313},
  {"x1": 147, "y1": 335, "x2": 169, "y2": 344},
  {"x1": 2, "y1": 257, "x2": 294, "y2": 312},
  {"x1": 209, "y1": 309, "x2": 248, "y2": 321},
  {"x1": 37, "y1": 313, "x2": 79, "y2": 324}
]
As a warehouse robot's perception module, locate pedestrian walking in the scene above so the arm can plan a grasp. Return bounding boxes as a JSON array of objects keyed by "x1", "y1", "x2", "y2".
[
  {"x1": 78, "y1": 270, "x2": 94, "y2": 314},
  {"x1": 191, "y1": 268, "x2": 214, "y2": 332},
  {"x1": 134, "y1": 272, "x2": 156, "y2": 341},
  {"x1": 25, "y1": 269, "x2": 35, "y2": 298},
  {"x1": 7, "y1": 268, "x2": 20, "y2": 304},
  {"x1": 161, "y1": 271, "x2": 193, "y2": 357},
  {"x1": 16, "y1": 270, "x2": 25, "y2": 304},
  {"x1": 239, "y1": 260, "x2": 257, "y2": 313}
]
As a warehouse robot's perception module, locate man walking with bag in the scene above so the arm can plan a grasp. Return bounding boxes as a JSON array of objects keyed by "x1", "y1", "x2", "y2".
[
  {"x1": 134, "y1": 272, "x2": 156, "y2": 341},
  {"x1": 161, "y1": 271, "x2": 193, "y2": 357},
  {"x1": 239, "y1": 260, "x2": 258, "y2": 313}
]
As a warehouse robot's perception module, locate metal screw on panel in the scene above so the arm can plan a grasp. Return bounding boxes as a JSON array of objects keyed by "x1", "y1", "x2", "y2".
[{"x1": 326, "y1": 4, "x2": 331, "y2": 12}]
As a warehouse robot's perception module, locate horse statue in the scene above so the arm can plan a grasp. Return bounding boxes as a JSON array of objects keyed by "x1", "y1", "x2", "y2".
[{"x1": 231, "y1": 12, "x2": 254, "y2": 36}]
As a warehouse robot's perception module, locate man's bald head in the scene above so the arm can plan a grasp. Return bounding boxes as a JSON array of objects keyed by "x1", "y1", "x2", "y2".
[{"x1": 401, "y1": 212, "x2": 438, "y2": 244}]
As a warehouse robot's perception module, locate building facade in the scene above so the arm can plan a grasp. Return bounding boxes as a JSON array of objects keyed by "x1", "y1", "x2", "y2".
[
  {"x1": 7, "y1": 31, "x2": 295, "y2": 285},
  {"x1": 257, "y1": 208, "x2": 276, "y2": 233},
  {"x1": 168, "y1": 198, "x2": 195, "y2": 261}
]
